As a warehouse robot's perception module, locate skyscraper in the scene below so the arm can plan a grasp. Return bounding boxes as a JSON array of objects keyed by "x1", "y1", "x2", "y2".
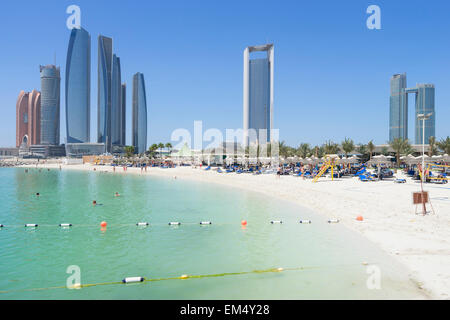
[
  {"x1": 389, "y1": 73, "x2": 408, "y2": 142},
  {"x1": 40, "y1": 65, "x2": 61, "y2": 145},
  {"x1": 98, "y1": 35, "x2": 113, "y2": 152},
  {"x1": 132, "y1": 73, "x2": 147, "y2": 154},
  {"x1": 406, "y1": 84, "x2": 436, "y2": 144},
  {"x1": 111, "y1": 54, "x2": 122, "y2": 147},
  {"x1": 243, "y1": 44, "x2": 274, "y2": 147},
  {"x1": 16, "y1": 90, "x2": 41, "y2": 147},
  {"x1": 66, "y1": 27, "x2": 91, "y2": 143},
  {"x1": 121, "y1": 83, "x2": 127, "y2": 146}
]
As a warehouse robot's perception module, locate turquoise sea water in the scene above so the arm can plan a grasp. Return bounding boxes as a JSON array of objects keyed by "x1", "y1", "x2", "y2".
[{"x1": 0, "y1": 168, "x2": 423, "y2": 300}]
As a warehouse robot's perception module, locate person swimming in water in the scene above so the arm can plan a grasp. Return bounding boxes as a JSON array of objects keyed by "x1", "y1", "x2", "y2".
[
  {"x1": 36, "y1": 192, "x2": 40, "y2": 197},
  {"x1": 93, "y1": 200, "x2": 97, "y2": 206},
  {"x1": 115, "y1": 192, "x2": 120, "y2": 197}
]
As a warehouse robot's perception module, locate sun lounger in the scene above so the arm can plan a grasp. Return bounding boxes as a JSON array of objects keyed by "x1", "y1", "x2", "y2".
[
  {"x1": 359, "y1": 175, "x2": 369, "y2": 182},
  {"x1": 394, "y1": 179, "x2": 406, "y2": 183}
]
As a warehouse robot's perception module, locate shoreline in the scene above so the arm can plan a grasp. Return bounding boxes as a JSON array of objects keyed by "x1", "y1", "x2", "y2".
[{"x1": 18, "y1": 163, "x2": 450, "y2": 299}]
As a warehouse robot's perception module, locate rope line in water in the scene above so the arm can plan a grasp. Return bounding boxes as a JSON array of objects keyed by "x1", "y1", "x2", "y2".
[
  {"x1": 0, "y1": 220, "x2": 329, "y2": 229},
  {"x1": 0, "y1": 263, "x2": 371, "y2": 295}
]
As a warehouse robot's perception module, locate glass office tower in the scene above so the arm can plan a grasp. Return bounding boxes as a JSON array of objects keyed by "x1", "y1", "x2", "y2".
[
  {"x1": 111, "y1": 54, "x2": 122, "y2": 146},
  {"x1": 412, "y1": 84, "x2": 435, "y2": 144},
  {"x1": 243, "y1": 44, "x2": 274, "y2": 147},
  {"x1": 132, "y1": 73, "x2": 147, "y2": 154},
  {"x1": 121, "y1": 83, "x2": 126, "y2": 146},
  {"x1": 40, "y1": 65, "x2": 61, "y2": 145},
  {"x1": 97, "y1": 35, "x2": 113, "y2": 152},
  {"x1": 389, "y1": 73, "x2": 408, "y2": 142},
  {"x1": 66, "y1": 27, "x2": 91, "y2": 143}
]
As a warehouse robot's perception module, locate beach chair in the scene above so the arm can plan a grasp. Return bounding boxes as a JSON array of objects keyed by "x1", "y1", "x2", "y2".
[
  {"x1": 205, "y1": 166, "x2": 211, "y2": 171},
  {"x1": 394, "y1": 179, "x2": 406, "y2": 184},
  {"x1": 359, "y1": 175, "x2": 369, "y2": 182}
]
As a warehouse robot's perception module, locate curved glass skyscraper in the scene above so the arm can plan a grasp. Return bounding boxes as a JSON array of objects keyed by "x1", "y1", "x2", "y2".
[
  {"x1": 98, "y1": 35, "x2": 113, "y2": 152},
  {"x1": 40, "y1": 65, "x2": 61, "y2": 145},
  {"x1": 111, "y1": 54, "x2": 122, "y2": 146},
  {"x1": 121, "y1": 83, "x2": 126, "y2": 146},
  {"x1": 66, "y1": 27, "x2": 91, "y2": 143},
  {"x1": 132, "y1": 73, "x2": 147, "y2": 154},
  {"x1": 389, "y1": 73, "x2": 408, "y2": 142}
]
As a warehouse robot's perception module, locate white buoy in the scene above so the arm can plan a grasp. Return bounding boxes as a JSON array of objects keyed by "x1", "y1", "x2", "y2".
[
  {"x1": 59, "y1": 224, "x2": 72, "y2": 227},
  {"x1": 25, "y1": 224, "x2": 38, "y2": 228},
  {"x1": 200, "y1": 221, "x2": 212, "y2": 225},
  {"x1": 271, "y1": 220, "x2": 283, "y2": 224},
  {"x1": 136, "y1": 222, "x2": 149, "y2": 227},
  {"x1": 169, "y1": 222, "x2": 181, "y2": 226},
  {"x1": 299, "y1": 220, "x2": 312, "y2": 224},
  {"x1": 328, "y1": 219, "x2": 340, "y2": 224},
  {"x1": 122, "y1": 277, "x2": 144, "y2": 284}
]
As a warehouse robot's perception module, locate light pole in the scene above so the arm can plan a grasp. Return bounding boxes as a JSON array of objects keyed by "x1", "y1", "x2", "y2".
[{"x1": 417, "y1": 112, "x2": 432, "y2": 215}]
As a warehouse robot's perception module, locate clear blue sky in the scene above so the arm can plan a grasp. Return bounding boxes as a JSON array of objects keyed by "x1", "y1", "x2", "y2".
[{"x1": 1, "y1": 0, "x2": 449, "y2": 148}]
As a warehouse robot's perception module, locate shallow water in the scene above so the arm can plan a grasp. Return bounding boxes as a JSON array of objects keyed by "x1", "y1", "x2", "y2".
[{"x1": 0, "y1": 168, "x2": 423, "y2": 299}]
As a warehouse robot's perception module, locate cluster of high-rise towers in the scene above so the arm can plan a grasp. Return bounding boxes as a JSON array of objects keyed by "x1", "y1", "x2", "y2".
[
  {"x1": 389, "y1": 73, "x2": 436, "y2": 145},
  {"x1": 16, "y1": 27, "x2": 148, "y2": 156}
]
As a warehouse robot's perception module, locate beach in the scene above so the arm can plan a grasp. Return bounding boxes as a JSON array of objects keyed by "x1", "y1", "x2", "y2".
[{"x1": 21, "y1": 163, "x2": 450, "y2": 299}]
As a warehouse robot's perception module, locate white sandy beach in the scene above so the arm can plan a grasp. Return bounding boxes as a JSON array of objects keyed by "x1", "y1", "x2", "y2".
[{"x1": 21, "y1": 163, "x2": 450, "y2": 299}]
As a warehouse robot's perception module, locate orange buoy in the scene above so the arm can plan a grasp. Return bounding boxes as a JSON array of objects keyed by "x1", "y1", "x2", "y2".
[
  {"x1": 100, "y1": 221, "x2": 107, "y2": 228},
  {"x1": 241, "y1": 220, "x2": 247, "y2": 226},
  {"x1": 356, "y1": 216, "x2": 364, "y2": 221}
]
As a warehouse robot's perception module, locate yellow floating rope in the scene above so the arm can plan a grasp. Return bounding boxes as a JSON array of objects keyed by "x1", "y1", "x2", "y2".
[{"x1": 0, "y1": 263, "x2": 370, "y2": 295}]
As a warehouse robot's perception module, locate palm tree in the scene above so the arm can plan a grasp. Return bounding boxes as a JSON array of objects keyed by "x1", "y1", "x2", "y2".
[
  {"x1": 278, "y1": 141, "x2": 289, "y2": 158},
  {"x1": 323, "y1": 140, "x2": 340, "y2": 155},
  {"x1": 158, "y1": 143, "x2": 165, "y2": 158},
  {"x1": 437, "y1": 137, "x2": 450, "y2": 155},
  {"x1": 312, "y1": 145, "x2": 324, "y2": 158},
  {"x1": 367, "y1": 140, "x2": 375, "y2": 160},
  {"x1": 428, "y1": 136, "x2": 437, "y2": 156},
  {"x1": 165, "y1": 143, "x2": 173, "y2": 155},
  {"x1": 124, "y1": 146, "x2": 135, "y2": 158},
  {"x1": 389, "y1": 138, "x2": 411, "y2": 165},
  {"x1": 356, "y1": 144, "x2": 369, "y2": 163},
  {"x1": 341, "y1": 138, "x2": 355, "y2": 157},
  {"x1": 297, "y1": 143, "x2": 311, "y2": 158},
  {"x1": 148, "y1": 144, "x2": 158, "y2": 158}
]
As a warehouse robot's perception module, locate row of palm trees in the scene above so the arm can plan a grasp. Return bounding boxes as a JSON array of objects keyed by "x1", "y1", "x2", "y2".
[
  {"x1": 122, "y1": 143, "x2": 173, "y2": 159},
  {"x1": 276, "y1": 136, "x2": 450, "y2": 164},
  {"x1": 147, "y1": 143, "x2": 173, "y2": 158},
  {"x1": 122, "y1": 136, "x2": 450, "y2": 162}
]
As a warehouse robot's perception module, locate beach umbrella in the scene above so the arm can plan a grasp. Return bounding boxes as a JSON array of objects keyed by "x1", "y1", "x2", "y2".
[
  {"x1": 349, "y1": 155, "x2": 360, "y2": 164},
  {"x1": 225, "y1": 156, "x2": 234, "y2": 166},
  {"x1": 442, "y1": 154, "x2": 450, "y2": 163}
]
